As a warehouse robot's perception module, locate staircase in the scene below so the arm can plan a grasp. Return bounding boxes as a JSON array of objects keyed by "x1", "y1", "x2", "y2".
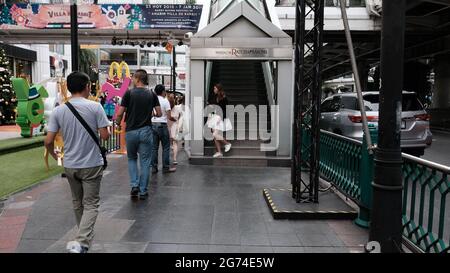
[{"x1": 189, "y1": 60, "x2": 290, "y2": 167}]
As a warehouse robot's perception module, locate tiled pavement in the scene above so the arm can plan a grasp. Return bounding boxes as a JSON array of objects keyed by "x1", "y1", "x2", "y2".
[{"x1": 0, "y1": 151, "x2": 369, "y2": 253}]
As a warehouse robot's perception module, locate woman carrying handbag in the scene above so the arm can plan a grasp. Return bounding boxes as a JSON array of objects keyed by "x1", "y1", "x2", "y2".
[{"x1": 208, "y1": 83, "x2": 232, "y2": 158}]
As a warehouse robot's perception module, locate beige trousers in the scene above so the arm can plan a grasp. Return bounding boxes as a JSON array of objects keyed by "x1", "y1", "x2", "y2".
[{"x1": 65, "y1": 166, "x2": 103, "y2": 248}]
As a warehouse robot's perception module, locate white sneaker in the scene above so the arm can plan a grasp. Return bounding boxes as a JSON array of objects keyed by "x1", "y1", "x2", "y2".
[
  {"x1": 66, "y1": 241, "x2": 82, "y2": 253},
  {"x1": 213, "y1": 152, "x2": 223, "y2": 158},
  {"x1": 224, "y1": 143, "x2": 232, "y2": 153}
]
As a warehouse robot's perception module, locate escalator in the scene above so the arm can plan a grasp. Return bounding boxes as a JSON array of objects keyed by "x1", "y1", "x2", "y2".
[{"x1": 203, "y1": 60, "x2": 279, "y2": 166}]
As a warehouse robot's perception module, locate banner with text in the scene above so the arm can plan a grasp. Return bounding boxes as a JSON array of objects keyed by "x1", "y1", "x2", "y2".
[{"x1": 0, "y1": 4, "x2": 202, "y2": 30}]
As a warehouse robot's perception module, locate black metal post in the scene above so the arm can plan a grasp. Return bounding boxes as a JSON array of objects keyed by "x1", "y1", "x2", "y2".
[
  {"x1": 70, "y1": 2, "x2": 79, "y2": 71},
  {"x1": 369, "y1": 0, "x2": 406, "y2": 253},
  {"x1": 310, "y1": 0, "x2": 324, "y2": 203},
  {"x1": 291, "y1": 0, "x2": 324, "y2": 203},
  {"x1": 172, "y1": 46, "x2": 176, "y2": 92},
  {"x1": 291, "y1": 0, "x2": 304, "y2": 199}
]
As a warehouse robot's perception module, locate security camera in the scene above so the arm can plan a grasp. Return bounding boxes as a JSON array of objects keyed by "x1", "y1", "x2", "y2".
[{"x1": 184, "y1": 32, "x2": 193, "y2": 39}]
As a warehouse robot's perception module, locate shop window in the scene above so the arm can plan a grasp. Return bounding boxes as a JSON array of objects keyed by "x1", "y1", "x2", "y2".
[
  {"x1": 157, "y1": 52, "x2": 172, "y2": 67},
  {"x1": 49, "y1": 44, "x2": 65, "y2": 55},
  {"x1": 140, "y1": 51, "x2": 157, "y2": 67},
  {"x1": 15, "y1": 59, "x2": 32, "y2": 84},
  {"x1": 100, "y1": 51, "x2": 137, "y2": 66}
]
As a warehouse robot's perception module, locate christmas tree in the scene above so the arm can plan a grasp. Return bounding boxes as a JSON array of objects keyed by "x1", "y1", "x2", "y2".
[
  {"x1": 0, "y1": 4, "x2": 13, "y2": 25},
  {"x1": 127, "y1": 5, "x2": 143, "y2": 30},
  {"x1": 0, "y1": 47, "x2": 17, "y2": 125}
]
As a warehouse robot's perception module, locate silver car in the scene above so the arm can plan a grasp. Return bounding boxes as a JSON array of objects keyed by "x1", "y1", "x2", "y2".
[{"x1": 320, "y1": 91, "x2": 433, "y2": 156}]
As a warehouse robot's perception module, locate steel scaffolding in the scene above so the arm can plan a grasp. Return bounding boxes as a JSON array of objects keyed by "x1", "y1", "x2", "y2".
[{"x1": 291, "y1": 0, "x2": 325, "y2": 203}]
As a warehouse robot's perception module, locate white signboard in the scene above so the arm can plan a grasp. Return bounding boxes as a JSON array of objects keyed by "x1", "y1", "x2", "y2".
[{"x1": 190, "y1": 48, "x2": 292, "y2": 60}]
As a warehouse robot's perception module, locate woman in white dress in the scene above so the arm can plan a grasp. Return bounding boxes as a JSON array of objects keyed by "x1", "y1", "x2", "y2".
[{"x1": 168, "y1": 95, "x2": 184, "y2": 165}]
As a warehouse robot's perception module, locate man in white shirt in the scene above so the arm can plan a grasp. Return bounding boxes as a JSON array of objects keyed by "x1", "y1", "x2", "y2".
[{"x1": 151, "y1": 84, "x2": 177, "y2": 173}]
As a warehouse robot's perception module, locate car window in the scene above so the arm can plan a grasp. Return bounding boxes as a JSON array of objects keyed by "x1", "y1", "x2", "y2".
[
  {"x1": 341, "y1": 97, "x2": 357, "y2": 110},
  {"x1": 403, "y1": 94, "x2": 423, "y2": 111},
  {"x1": 362, "y1": 93, "x2": 423, "y2": 111},
  {"x1": 321, "y1": 99, "x2": 332, "y2": 113},
  {"x1": 329, "y1": 96, "x2": 341, "y2": 112},
  {"x1": 362, "y1": 94, "x2": 380, "y2": 111}
]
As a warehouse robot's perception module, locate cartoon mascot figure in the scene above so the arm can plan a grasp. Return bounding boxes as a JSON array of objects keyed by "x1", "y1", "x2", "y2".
[{"x1": 11, "y1": 78, "x2": 48, "y2": 138}]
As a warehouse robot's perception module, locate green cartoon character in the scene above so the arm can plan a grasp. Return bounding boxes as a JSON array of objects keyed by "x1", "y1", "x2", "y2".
[{"x1": 11, "y1": 78, "x2": 48, "y2": 138}]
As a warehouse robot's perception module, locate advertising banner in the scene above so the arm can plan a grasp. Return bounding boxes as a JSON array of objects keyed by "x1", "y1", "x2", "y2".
[{"x1": 0, "y1": 4, "x2": 202, "y2": 30}]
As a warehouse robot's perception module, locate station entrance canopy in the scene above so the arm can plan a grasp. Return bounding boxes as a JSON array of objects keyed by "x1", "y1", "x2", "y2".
[{"x1": 0, "y1": 3, "x2": 203, "y2": 44}]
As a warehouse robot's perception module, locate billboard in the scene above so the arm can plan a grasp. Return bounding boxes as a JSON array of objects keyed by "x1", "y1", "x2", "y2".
[{"x1": 0, "y1": 4, "x2": 203, "y2": 30}]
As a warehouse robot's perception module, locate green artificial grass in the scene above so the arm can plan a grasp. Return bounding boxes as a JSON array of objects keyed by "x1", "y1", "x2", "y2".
[
  {"x1": 0, "y1": 136, "x2": 46, "y2": 155},
  {"x1": 0, "y1": 146, "x2": 62, "y2": 198}
]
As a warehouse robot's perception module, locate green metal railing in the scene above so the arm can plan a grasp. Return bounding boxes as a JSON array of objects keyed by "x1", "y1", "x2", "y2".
[
  {"x1": 319, "y1": 130, "x2": 363, "y2": 201},
  {"x1": 401, "y1": 153, "x2": 450, "y2": 253},
  {"x1": 303, "y1": 128, "x2": 449, "y2": 253}
]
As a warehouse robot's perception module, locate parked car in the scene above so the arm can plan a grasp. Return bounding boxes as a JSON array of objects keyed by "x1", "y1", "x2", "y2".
[{"x1": 320, "y1": 91, "x2": 432, "y2": 156}]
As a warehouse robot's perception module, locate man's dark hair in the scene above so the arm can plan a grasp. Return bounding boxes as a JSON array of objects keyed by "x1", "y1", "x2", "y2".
[
  {"x1": 67, "y1": 71, "x2": 90, "y2": 94},
  {"x1": 133, "y1": 69, "x2": 148, "y2": 85},
  {"x1": 154, "y1": 84, "x2": 165, "y2": 95}
]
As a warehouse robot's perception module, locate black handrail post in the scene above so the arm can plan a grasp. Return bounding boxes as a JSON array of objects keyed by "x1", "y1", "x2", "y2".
[
  {"x1": 70, "y1": 1, "x2": 79, "y2": 71},
  {"x1": 369, "y1": 0, "x2": 406, "y2": 253}
]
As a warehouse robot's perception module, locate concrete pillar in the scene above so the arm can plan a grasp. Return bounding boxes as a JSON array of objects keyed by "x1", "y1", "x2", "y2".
[
  {"x1": 432, "y1": 54, "x2": 450, "y2": 109},
  {"x1": 276, "y1": 60, "x2": 293, "y2": 157},
  {"x1": 188, "y1": 60, "x2": 205, "y2": 156},
  {"x1": 31, "y1": 44, "x2": 51, "y2": 84}
]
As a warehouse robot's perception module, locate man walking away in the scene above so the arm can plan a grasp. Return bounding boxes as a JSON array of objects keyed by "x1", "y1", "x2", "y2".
[
  {"x1": 45, "y1": 71, "x2": 111, "y2": 253},
  {"x1": 152, "y1": 84, "x2": 177, "y2": 173},
  {"x1": 116, "y1": 69, "x2": 162, "y2": 200}
]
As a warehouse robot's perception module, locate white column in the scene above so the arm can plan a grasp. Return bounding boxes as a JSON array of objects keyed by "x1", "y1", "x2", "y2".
[
  {"x1": 276, "y1": 60, "x2": 293, "y2": 157},
  {"x1": 31, "y1": 45, "x2": 51, "y2": 84},
  {"x1": 64, "y1": 44, "x2": 72, "y2": 75},
  {"x1": 189, "y1": 60, "x2": 205, "y2": 156}
]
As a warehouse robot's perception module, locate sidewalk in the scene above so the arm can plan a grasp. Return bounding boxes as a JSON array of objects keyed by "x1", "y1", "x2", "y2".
[{"x1": 0, "y1": 151, "x2": 368, "y2": 253}]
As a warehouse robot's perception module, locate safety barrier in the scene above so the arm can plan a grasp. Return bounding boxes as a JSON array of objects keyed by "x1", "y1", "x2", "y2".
[
  {"x1": 305, "y1": 128, "x2": 449, "y2": 253},
  {"x1": 401, "y1": 153, "x2": 450, "y2": 253},
  {"x1": 100, "y1": 121, "x2": 121, "y2": 153}
]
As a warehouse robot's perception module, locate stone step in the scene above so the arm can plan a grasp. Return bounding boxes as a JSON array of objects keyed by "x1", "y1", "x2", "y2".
[
  {"x1": 204, "y1": 139, "x2": 270, "y2": 147},
  {"x1": 204, "y1": 146, "x2": 276, "y2": 157},
  {"x1": 189, "y1": 155, "x2": 291, "y2": 167}
]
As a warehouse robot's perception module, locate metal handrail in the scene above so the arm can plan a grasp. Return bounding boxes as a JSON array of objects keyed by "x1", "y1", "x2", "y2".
[
  {"x1": 320, "y1": 129, "x2": 363, "y2": 146},
  {"x1": 402, "y1": 152, "x2": 450, "y2": 174},
  {"x1": 311, "y1": 129, "x2": 449, "y2": 253},
  {"x1": 319, "y1": 130, "x2": 450, "y2": 173}
]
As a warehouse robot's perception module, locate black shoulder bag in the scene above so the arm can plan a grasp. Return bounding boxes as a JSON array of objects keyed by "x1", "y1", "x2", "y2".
[{"x1": 66, "y1": 102, "x2": 108, "y2": 170}]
